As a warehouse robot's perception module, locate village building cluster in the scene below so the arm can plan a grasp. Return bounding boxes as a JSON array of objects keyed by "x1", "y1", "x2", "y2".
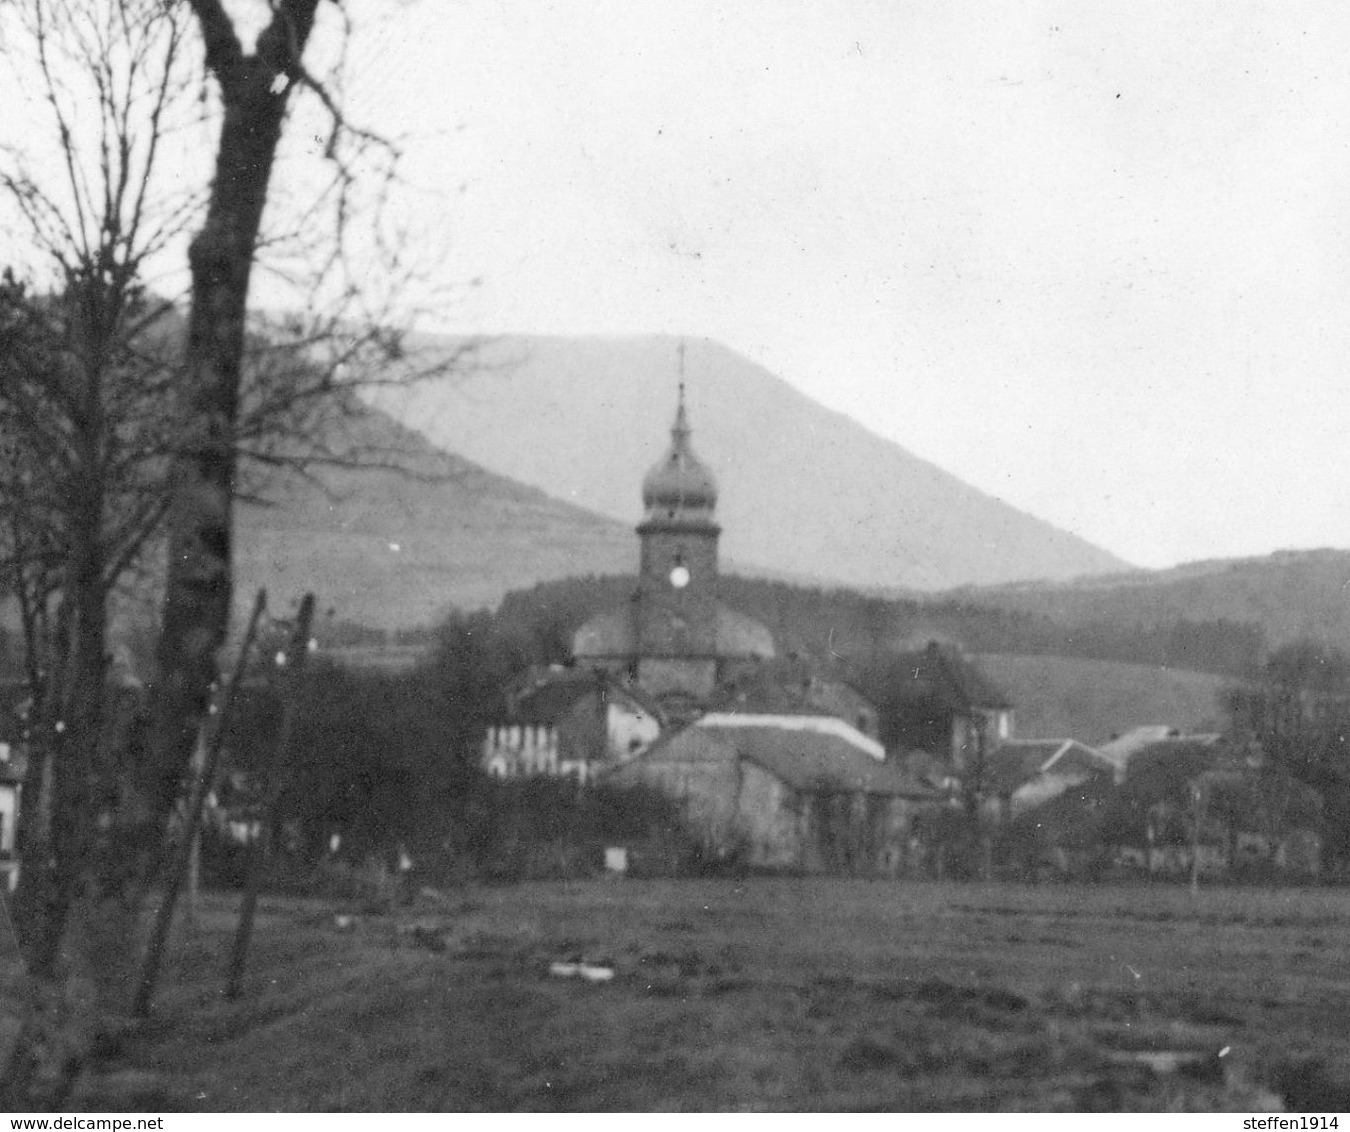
[
  {"x1": 0, "y1": 386, "x2": 1325, "y2": 892},
  {"x1": 481, "y1": 389, "x2": 1325, "y2": 879}
]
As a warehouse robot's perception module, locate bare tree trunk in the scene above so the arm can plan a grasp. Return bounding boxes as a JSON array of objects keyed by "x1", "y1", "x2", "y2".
[
  {"x1": 1, "y1": 5, "x2": 322, "y2": 1109},
  {"x1": 147, "y1": 18, "x2": 317, "y2": 825}
]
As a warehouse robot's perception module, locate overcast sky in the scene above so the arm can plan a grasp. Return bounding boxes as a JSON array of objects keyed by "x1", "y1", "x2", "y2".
[{"x1": 8, "y1": 2, "x2": 1350, "y2": 570}]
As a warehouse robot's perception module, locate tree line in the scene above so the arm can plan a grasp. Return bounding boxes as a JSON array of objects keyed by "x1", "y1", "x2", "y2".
[{"x1": 493, "y1": 573, "x2": 1268, "y2": 678}]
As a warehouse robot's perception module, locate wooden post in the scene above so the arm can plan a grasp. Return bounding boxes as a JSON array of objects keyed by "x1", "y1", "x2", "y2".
[
  {"x1": 225, "y1": 593, "x2": 315, "y2": 1001},
  {"x1": 184, "y1": 729, "x2": 207, "y2": 928},
  {"x1": 132, "y1": 589, "x2": 267, "y2": 1018},
  {"x1": 1190, "y1": 780, "x2": 1207, "y2": 897}
]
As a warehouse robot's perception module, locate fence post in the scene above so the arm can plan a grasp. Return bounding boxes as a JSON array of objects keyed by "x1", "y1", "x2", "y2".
[
  {"x1": 225, "y1": 593, "x2": 315, "y2": 1001},
  {"x1": 133, "y1": 589, "x2": 267, "y2": 1017}
]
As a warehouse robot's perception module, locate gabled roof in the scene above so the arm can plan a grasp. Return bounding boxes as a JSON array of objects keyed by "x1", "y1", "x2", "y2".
[
  {"x1": 502, "y1": 667, "x2": 662, "y2": 725},
  {"x1": 614, "y1": 714, "x2": 934, "y2": 798},
  {"x1": 986, "y1": 742, "x2": 1062, "y2": 796},
  {"x1": 986, "y1": 739, "x2": 1114, "y2": 799},
  {"x1": 1098, "y1": 727, "x2": 1222, "y2": 772},
  {"x1": 712, "y1": 662, "x2": 875, "y2": 722},
  {"x1": 1124, "y1": 737, "x2": 1239, "y2": 791},
  {"x1": 894, "y1": 642, "x2": 1013, "y2": 712},
  {"x1": 741, "y1": 740, "x2": 931, "y2": 798},
  {"x1": 698, "y1": 712, "x2": 886, "y2": 761}
]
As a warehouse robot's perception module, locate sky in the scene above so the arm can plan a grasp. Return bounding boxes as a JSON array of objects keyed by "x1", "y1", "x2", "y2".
[{"x1": 7, "y1": 2, "x2": 1350, "y2": 570}]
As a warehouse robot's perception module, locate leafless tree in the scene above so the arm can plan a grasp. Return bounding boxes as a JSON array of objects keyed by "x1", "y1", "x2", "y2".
[{"x1": 0, "y1": 0, "x2": 468, "y2": 1106}]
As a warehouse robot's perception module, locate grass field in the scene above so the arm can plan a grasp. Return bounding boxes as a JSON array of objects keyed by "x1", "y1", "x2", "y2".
[{"x1": 20, "y1": 879, "x2": 1350, "y2": 1112}]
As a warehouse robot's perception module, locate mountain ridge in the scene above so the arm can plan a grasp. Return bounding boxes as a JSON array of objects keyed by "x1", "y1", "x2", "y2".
[{"x1": 367, "y1": 333, "x2": 1129, "y2": 592}]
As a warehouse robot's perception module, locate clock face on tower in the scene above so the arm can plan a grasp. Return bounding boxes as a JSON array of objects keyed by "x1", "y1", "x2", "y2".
[{"x1": 669, "y1": 564, "x2": 691, "y2": 589}]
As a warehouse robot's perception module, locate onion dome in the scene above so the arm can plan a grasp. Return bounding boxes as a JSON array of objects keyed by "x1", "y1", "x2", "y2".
[{"x1": 642, "y1": 384, "x2": 718, "y2": 516}]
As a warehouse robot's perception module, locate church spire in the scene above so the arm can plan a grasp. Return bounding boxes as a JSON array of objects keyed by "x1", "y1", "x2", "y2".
[
  {"x1": 641, "y1": 342, "x2": 717, "y2": 518},
  {"x1": 673, "y1": 341, "x2": 690, "y2": 442}
]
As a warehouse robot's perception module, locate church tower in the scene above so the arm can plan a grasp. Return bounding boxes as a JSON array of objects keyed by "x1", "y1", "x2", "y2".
[
  {"x1": 632, "y1": 380, "x2": 721, "y2": 699},
  {"x1": 570, "y1": 345, "x2": 775, "y2": 714}
]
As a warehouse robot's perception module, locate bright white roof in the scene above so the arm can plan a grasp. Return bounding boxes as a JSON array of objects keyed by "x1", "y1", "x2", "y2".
[{"x1": 696, "y1": 712, "x2": 885, "y2": 762}]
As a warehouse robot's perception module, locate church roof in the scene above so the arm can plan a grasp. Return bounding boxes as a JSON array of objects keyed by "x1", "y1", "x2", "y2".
[
  {"x1": 713, "y1": 603, "x2": 776, "y2": 660},
  {"x1": 571, "y1": 604, "x2": 636, "y2": 660},
  {"x1": 641, "y1": 385, "x2": 717, "y2": 516},
  {"x1": 572, "y1": 600, "x2": 776, "y2": 661}
]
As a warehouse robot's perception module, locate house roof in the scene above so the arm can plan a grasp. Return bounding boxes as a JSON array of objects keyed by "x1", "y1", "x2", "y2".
[
  {"x1": 987, "y1": 742, "x2": 1062, "y2": 796},
  {"x1": 1098, "y1": 727, "x2": 1222, "y2": 772},
  {"x1": 613, "y1": 714, "x2": 934, "y2": 798},
  {"x1": 708, "y1": 667, "x2": 876, "y2": 725},
  {"x1": 988, "y1": 739, "x2": 1112, "y2": 809},
  {"x1": 893, "y1": 642, "x2": 1013, "y2": 712},
  {"x1": 1046, "y1": 740, "x2": 1117, "y2": 779},
  {"x1": 1124, "y1": 737, "x2": 1240, "y2": 791},
  {"x1": 742, "y1": 740, "x2": 931, "y2": 798},
  {"x1": 698, "y1": 712, "x2": 886, "y2": 760},
  {"x1": 502, "y1": 667, "x2": 661, "y2": 725}
]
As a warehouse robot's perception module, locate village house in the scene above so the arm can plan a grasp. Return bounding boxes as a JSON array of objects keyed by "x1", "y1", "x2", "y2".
[
  {"x1": 995, "y1": 735, "x2": 1323, "y2": 879},
  {"x1": 984, "y1": 738, "x2": 1116, "y2": 820},
  {"x1": 603, "y1": 712, "x2": 936, "y2": 874},
  {"x1": 710, "y1": 658, "x2": 880, "y2": 739},
  {"x1": 476, "y1": 379, "x2": 994, "y2": 875},
  {"x1": 0, "y1": 741, "x2": 25, "y2": 893},
  {"x1": 885, "y1": 641, "x2": 1014, "y2": 772},
  {"x1": 481, "y1": 666, "x2": 662, "y2": 783}
]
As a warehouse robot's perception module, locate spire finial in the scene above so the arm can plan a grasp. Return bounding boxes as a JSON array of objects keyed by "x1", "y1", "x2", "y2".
[{"x1": 673, "y1": 340, "x2": 689, "y2": 439}]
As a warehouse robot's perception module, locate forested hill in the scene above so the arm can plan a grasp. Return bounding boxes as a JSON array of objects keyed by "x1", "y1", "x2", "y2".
[
  {"x1": 494, "y1": 573, "x2": 1267, "y2": 678},
  {"x1": 950, "y1": 549, "x2": 1350, "y2": 658}
]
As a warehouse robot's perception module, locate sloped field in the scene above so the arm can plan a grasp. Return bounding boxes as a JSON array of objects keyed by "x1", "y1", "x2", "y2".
[{"x1": 977, "y1": 654, "x2": 1231, "y2": 745}]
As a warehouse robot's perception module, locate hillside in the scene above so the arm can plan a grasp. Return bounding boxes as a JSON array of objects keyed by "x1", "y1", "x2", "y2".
[
  {"x1": 956, "y1": 549, "x2": 1350, "y2": 654},
  {"x1": 233, "y1": 403, "x2": 637, "y2": 627},
  {"x1": 367, "y1": 335, "x2": 1127, "y2": 592},
  {"x1": 976, "y1": 654, "x2": 1231, "y2": 747}
]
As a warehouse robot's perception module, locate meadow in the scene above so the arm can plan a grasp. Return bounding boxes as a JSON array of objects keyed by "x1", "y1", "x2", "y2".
[{"x1": 19, "y1": 878, "x2": 1350, "y2": 1111}]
